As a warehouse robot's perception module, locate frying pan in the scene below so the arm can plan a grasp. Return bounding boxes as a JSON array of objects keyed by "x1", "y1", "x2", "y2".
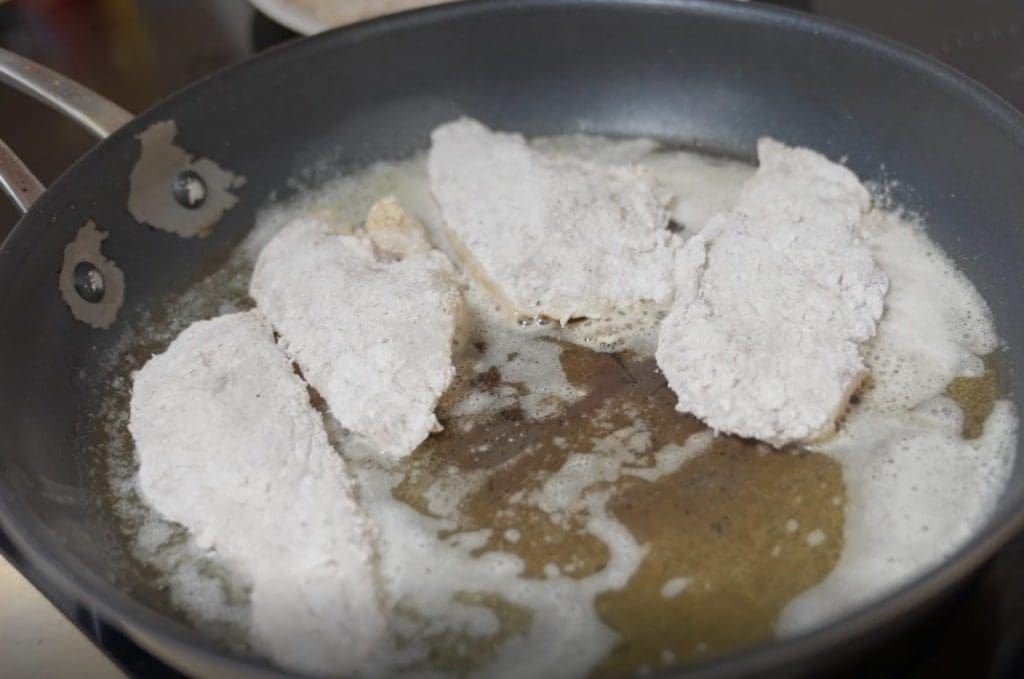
[{"x1": 1, "y1": 1, "x2": 1023, "y2": 676}]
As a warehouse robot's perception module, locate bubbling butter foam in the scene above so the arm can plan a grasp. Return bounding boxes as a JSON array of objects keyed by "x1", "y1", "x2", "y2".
[
  {"x1": 350, "y1": 457, "x2": 649, "y2": 678},
  {"x1": 98, "y1": 134, "x2": 1016, "y2": 676},
  {"x1": 861, "y1": 210, "x2": 998, "y2": 410},
  {"x1": 777, "y1": 209, "x2": 1016, "y2": 635}
]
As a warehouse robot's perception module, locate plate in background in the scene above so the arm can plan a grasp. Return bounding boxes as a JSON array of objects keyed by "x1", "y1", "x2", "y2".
[{"x1": 249, "y1": 0, "x2": 460, "y2": 34}]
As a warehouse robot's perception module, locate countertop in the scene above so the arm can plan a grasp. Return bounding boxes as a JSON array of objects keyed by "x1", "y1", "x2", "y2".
[{"x1": 0, "y1": 557, "x2": 122, "y2": 677}]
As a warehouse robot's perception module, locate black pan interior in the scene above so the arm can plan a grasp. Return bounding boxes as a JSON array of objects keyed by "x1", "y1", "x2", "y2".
[{"x1": 1, "y1": 1, "x2": 1023, "y2": 676}]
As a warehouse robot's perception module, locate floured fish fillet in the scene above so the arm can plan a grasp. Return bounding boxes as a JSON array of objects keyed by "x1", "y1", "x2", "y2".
[
  {"x1": 129, "y1": 312, "x2": 385, "y2": 676},
  {"x1": 656, "y1": 138, "x2": 888, "y2": 447},
  {"x1": 250, "y1": 199, "x2": 462, "y2": 458},
  {"x1": 428, "y1": 117, "x2": 676, "y2": 323}
]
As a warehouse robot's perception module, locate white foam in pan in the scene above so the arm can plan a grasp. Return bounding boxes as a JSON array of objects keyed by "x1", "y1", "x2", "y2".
[{"x1": 778, "y1": 210, "x2": 1016, "y2": 635}]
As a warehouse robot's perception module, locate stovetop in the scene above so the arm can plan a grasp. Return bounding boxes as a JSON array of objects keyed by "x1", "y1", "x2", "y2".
[{"x1": 1, "y1": 1, "x2": 1023, "y2": 677}]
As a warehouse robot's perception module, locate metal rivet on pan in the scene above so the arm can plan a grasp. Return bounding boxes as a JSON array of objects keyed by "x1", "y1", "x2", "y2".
[
  {"x1": 131, "y1": 121, "x2": 245, "y2": 237},
  {"x1": 171, "y1": 169, "x2": 207, "y2": 209},
  {"x1": 60, "y1": 221, "x2": 125, "y2": 329},
  {"x1": 73, "y1": 261, "x2": 105, "y2": 303}
]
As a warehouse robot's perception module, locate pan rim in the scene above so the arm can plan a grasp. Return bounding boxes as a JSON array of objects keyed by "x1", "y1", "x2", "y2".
[{"x1": 2, "y1": 0, "x2": 1024, "y2": 676}]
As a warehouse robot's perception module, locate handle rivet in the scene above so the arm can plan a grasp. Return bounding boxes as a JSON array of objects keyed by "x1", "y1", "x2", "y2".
[
  {"x1": 172, "y1": 169, "x2": 207, "y2": 209},
  {"x1": 73, "y1": 261, "x2": 105, "y2": 303}
]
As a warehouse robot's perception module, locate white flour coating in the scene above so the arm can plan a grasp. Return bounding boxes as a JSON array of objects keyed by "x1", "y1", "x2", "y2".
[
  {"x1": 128, "y1": 312, "x2": 386, "y2": 676},
  {"x1": 657, "y1": 138, "x2": 889, "y2": 446},
  {"x1": 778, "y1": 212, "x2": 1016, "y2": 635},
  {"x1": 428, "y1": 117, "x2": 677, "y2": 323},
  {"x1": 545, "y1": 142, "x2": 751, "y2": 354},
  {"x1": 250, "y1": 208, "x2": 462, "y2": 459},
  {"x1": 532, "y1": 134, "x2": 754, "y2": 238}
]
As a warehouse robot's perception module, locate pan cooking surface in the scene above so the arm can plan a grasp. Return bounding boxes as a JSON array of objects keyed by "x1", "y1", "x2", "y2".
[{"x1": 81, "y1": 132, "x2": 1012, "y2": 677}]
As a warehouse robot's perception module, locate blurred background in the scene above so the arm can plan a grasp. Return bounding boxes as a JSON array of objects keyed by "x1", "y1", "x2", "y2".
[{"x1": 2, "y1": 0, "x2": 1024, "y2": 241}]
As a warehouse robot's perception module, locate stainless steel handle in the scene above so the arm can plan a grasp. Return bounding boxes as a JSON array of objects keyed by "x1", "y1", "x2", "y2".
[
  {"x1": 0, "y1": 140, "x2": 44, "y2": 213},
  {"x1": 0, "y1": 48, "x2": 133, "y2": 214}
]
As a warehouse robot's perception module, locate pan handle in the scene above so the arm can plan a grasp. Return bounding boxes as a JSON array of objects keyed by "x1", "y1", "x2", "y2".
[
  {"x1": 0, "y1": 140, "x2": 44, "y2": 214},
  {"x1": 0, "y1": 48, "x2": 133, "y2": 214}
]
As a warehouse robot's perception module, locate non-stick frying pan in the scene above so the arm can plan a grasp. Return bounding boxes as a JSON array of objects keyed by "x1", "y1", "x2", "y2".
[{"x1": 1, "y1": 1, "x2": 1023, "y2": 676}]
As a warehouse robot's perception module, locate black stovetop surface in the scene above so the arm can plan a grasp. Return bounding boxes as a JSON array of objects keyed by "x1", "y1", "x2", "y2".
[{"x1": 1, "y1": 1, "x2": 1023, "y2": 677}]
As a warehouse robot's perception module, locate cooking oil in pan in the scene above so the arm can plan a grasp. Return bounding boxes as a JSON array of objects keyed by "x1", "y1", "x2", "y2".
[
  {"x1": 86, "y1": 137, "x2": 1015, "y2": 677},
  {"x1": 389, "y1": 335, "x2": 845, "y2": 674}
]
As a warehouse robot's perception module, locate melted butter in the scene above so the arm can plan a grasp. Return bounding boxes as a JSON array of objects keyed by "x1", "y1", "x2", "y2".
[
  {"x1": 396, "y1": 592, "x2": 533, "y2": 675},
  {"x1": 392, "y1": 337, "x2": 845, "y2": 672},
  {"x1": 596, "y1": 441, "x2": 843, "y2": 674},
  {"x1": 393, "y1": 340, "x2": 622, "y2": 580},
  {"x1": 946, "y1": 353, "x2": 1001, "y2": 439}
]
